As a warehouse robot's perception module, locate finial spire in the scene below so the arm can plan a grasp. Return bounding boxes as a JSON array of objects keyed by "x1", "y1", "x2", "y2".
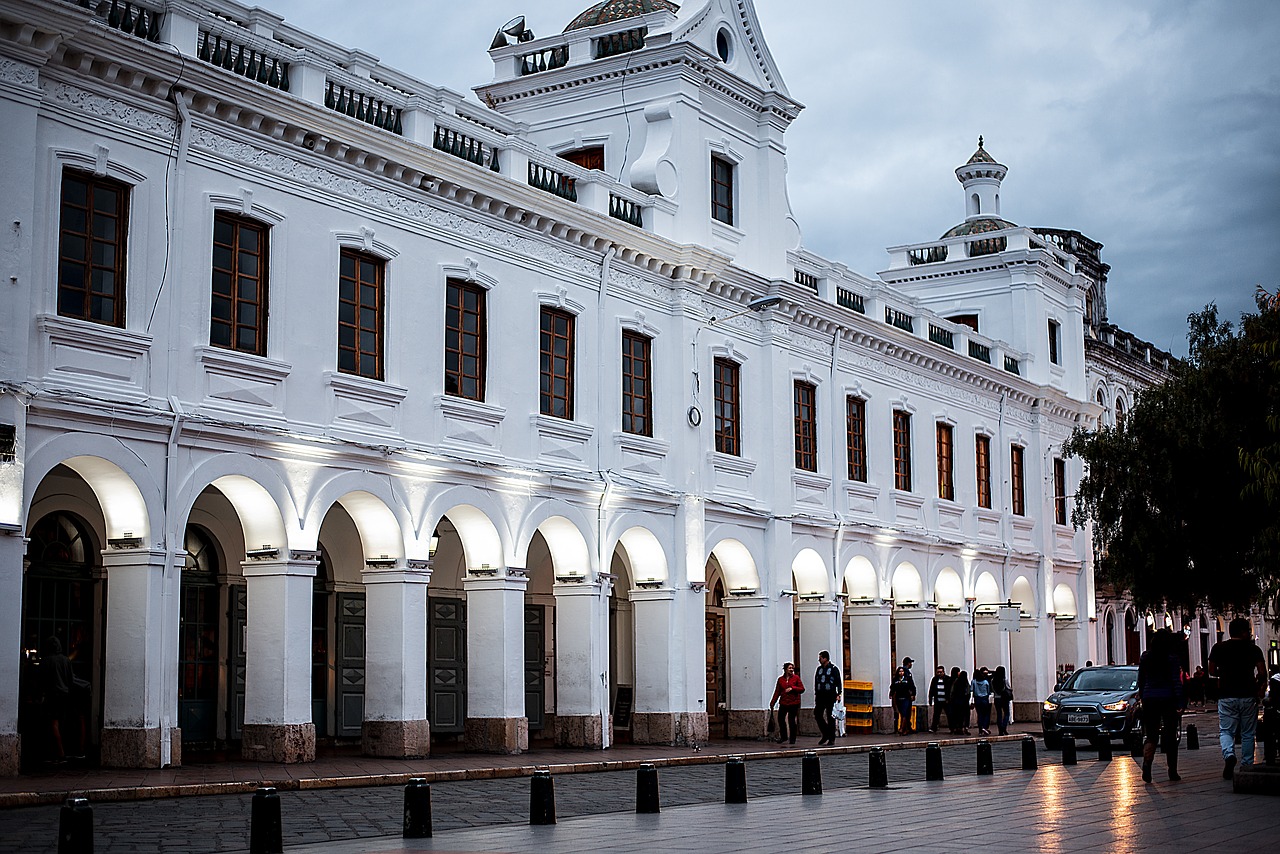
[{"x1": 978, "y1": 135, "x2": 984, "y2": 149}]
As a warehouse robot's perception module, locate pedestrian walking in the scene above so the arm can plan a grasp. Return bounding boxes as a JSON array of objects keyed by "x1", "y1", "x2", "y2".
[
  {"x1": 889, "y1": 666, "x2": 915, "y2": 735},
  {"x1": 972, "y1": 667, "x2": 993, "y2": 735},
  {"x1": 813, "y1": 650, "x2": 841, "y2": 745},
  {"x1": 1137, "y1": 628, "x2": 1185, "y2": 783},
  {"x1": 1207, "y1": 617, "x2": 1267, "y2": 779},
  {"x1": 900, "y1": 657, "x2": 917, "y2": 733},
  {"x1": 39, "y1": 636, "x2": 73, "y2": 764},
  {"x1": 928, "y1": 666, "x2": 950, "y2": 733},
  {"x1": 990, "y1": 665, "x2": 1013, "y2": 735},
  {"x1": 769, "y1": 662, "x2": 805, "y2": 745},
  {"x1": 948, "y1": 668, "x2": 971, "y2": 735}
]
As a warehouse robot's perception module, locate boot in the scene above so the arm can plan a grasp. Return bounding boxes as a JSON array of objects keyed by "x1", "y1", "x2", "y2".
[
  {"x1": 1141, "y1": 742, "x2": 1156, "y2": 783},
  {"x1": 1167, "y1": 742, "x2": 1181, "y2": 781}
]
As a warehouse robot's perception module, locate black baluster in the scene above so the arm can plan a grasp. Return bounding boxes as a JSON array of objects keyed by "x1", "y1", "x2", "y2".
[
  {"x1": 147, "y1": 10, "x2": 161, "y2": 42},
  {"x1": 277, "y1": 62, "x2": 289, "y2": 91},
  {"x1": 268, "y1": 59, "x2": 281, "y2": 89},
  {"x1": 198, "y1": 32, "x2": 211, "y2": 61},
  {"x1": 234, "y1": 45, "x2": 246, "y2": 76},
  {"x1": 211, "y1": 35, "x2": 223, "y2": 66},
  {"x1": 325, "y1": 81, "x2": 336, "y2": 109},
  {"x1": 392, "y1": 109, "x2": 402, "y2": 134},
  {"x1": 108, "y1": 0, "x2": 121, "y2": 30}
]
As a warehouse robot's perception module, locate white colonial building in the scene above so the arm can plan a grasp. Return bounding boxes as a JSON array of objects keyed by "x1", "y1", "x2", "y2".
[{"x1": 0, "y1": 0, "x2": 1172, "y2": 775}]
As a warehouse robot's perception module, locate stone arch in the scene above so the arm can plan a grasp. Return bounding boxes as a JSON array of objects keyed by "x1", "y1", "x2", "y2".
[
  {"x1": 421, "y1": 486, "x2": 509, "y2": 571},
  {"x1": 613, "y1": 526, "x2": 669, "y2": 587},
  {"x1": 933, "y1": 566, "x2": 964, "y2": 609},
  {"x1": 707, "y1": 538, "x2": 760, "y2": 593},
  {"x1": 1010, "y1": 575, "x2": 1037, "y2": 616},
  {"x1": 303, "y1": 472, "x2": 416, "y2": 560},
  {"x1": 890, "y1": 561, "x2": 924, "y2": 605},
  {"x1": 176, "y1": 454, "x2": 298, "y2": 555},
  {"x1": 1052, "y1": 583, "x2": 1078, "y2": 618},
  {"x1": 842, "y1": 554, "x2": 877, "y2": 599},
  {"x1": 790, "y1": 548, "x2": 829, "y2": 596},
  {"x1": 973, "y1": 571, "x2": 1000, "y2": 610},
  {"x1": 516, "y1": 502, "x2": 596, "y2": 577}
]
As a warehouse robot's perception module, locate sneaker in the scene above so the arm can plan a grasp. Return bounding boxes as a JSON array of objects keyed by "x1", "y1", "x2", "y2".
[{"x1": 1223, "y1": 756, "x2": 1237, "y2": 780}]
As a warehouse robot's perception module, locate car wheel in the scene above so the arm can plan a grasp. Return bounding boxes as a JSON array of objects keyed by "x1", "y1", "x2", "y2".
[{"x1": 1043, "y1": 732, "x2": 1062, "y2": 750}]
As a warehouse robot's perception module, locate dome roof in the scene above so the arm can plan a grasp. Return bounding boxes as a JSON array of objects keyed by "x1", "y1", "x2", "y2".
[
  {"x1": 965, "y1": 136, "x2": 996, "y2": 165},
  {"x1": 941, "y1": 216, "x2": 1016, "y2": 239},
  {"x1": 564, "y1": 0, "x2": 680, "y2": 32}
]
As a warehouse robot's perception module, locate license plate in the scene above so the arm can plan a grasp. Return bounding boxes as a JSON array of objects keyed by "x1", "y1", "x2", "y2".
[{"x1": 1066, "y1": 714, "x2": 1091, "y2": 724}]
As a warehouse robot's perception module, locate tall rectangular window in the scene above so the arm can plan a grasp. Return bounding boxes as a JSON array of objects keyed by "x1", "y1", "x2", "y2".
[
  {"x1": 621, "y1": 331, "x2": 652, "y2": 436},
  {"x1": 711, "y1": 155, "x2": 734, "y2": 226},
  {"x1": 1054, "y1": 457, "x2": 1068, "y2": 525},
  {"x1": 539, "y1": 307, "x2": 575, "y2": 419},
  {"x1": 210, "y1": 213, "x2": 268, "y2": 355},
  {"x1": 1048, "y1": 319, "x2": 1061, "y2": 365},
  {"x1": 338, "y1": 248, "x2": 384, "y2": 379},
  {"x1": 1011, "y1": 444, "x2": 1026, "y2": 516},
  {"x1": 444, "y1": 279, "x2": 486, "y2": 400},
  {"x1": 975, "y1": 434, "x2": 992, "y2": 509},
  {"x1": 713, "y1": 357, "x2": 740, "y2": 456},
  {"x1": 936, "y1": 423, "x2": 954, "y2": 501},
  {"x1": 892, "y1": 410, "x2": 912, "y2": 491},
  {"x1": 58, "y1": 170, "x2": 128, "y2": 326},
  {"x1": 846, "y1": 396, "x2": 867, "y2": 482},
  {"x1": 793, "y1": 381, "x2": 817, "y2": 472}
]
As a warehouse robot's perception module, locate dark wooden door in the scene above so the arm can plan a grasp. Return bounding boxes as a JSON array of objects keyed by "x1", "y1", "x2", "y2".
[
  {"x1": 525, "y1": 605, "x2": 545, "y2": 731},
  {"x1": 427, "y1": 597, "x2": 466, "y2": 734},
  {"x1": 228, "y1": 585, "x2": 246, "y2": 740},
  {"x1": 335, "y1": 593, "x2": 365, "y2": 738},
  {"x1": 705, "y1": 612, "x2": 726, "y2": 736}
]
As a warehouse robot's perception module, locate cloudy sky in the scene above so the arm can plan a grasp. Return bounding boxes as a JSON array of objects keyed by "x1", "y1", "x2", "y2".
[{"x1": 262, "y1": 0, "x2": 1279, "y2": 356}]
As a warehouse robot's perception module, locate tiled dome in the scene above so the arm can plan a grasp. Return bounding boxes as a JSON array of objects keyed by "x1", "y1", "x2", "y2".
[
  {"x1": 941, "y1": 216, "x2": 1016, "y2": 239},
  {"x1": 966, "y1": 136, "x2": 997, "y2": 165},
  {"x1": 565, "y1": 0, "x2": 680, "y2": 32}
]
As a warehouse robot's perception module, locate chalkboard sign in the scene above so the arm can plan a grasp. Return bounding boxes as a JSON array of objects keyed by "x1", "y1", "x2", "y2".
[{"x1": 612, "y1": 685, "x2": 634, "y2": 729}]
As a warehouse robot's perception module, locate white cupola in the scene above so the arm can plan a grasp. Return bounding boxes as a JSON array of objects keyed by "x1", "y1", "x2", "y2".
[{"x1": 955, "y1": 136, "x2": 1007, "y2": 221}]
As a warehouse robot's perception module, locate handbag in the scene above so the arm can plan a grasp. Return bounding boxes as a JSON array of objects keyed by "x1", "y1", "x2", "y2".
[{"x1": 767, "y1": 710, "x2": 776, "y2": 733}]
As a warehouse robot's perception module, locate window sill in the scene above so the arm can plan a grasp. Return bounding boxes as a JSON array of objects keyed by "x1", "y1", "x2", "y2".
[
  {"x1": 38, "y1": 314, "x2": 153, "y2": 402},
  {"x1": 532, "y1": 414, "x2": 594, "y2": 467},
  {"x1": 196, "y1": 345, "x2": 291, "y2": 418}
]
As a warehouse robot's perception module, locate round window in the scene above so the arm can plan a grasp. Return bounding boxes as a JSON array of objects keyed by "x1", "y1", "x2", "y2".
[{"x1": 716, "y1": 29, "x2": 732, "y2": 63}]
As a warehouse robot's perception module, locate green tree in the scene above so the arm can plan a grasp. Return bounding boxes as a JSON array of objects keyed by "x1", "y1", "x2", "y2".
[{"x1": 1064, "y1": 290, "x2": 1280, "y2": 614}]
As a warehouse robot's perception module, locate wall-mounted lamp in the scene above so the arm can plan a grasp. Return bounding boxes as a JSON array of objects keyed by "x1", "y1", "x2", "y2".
[
  {"x1": 246, "y1": 546, "x2": 280, "y2": 560},
  {"x1": 636, "y1": 580, "x2": 664, "y2": 590},
  {"x1": 406, "y1": 559, "x2": 431, "y2": 571},
  {"x1": 428, "y1": 533, "x2": 440, "y2": 558},
  {"x1": 847, "y1": 595, "x2": 874, "y2": 604},
  {"x1": 107, "y1": 535, "x2": 143, "y2": 549},
  {"x1": 555, "y1": 573, "x2": 587, "y2": 584},
  {"x1": 689, "y1": 581, "x2": 707, "y2": 593},
  {"x1": 470, "y1": 564, "x2": 498, "y2": 577},
  {"x1": 799, "y1": 593, "x2": 825, "y2": 602},
  {"x1": 728, "y1": 587, "x2": 758, "y2": 597},
  {"x1": 365, "y1": 557, "x2": 398, "y2": 569},
  {"x1": 290, "y1": 549, "x2": 320, "y2": 562},
  {"x1": 779, "y1": 589, "x2": 798, "y2": 598},
  {"x1": 0, "y1": 522, "x2": 22, "y2": 536}
]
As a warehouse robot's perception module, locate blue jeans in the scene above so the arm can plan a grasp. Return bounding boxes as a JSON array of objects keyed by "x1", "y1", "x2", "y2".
[{"x1": 1218, "y1": 697, "x2": 1259, "y2": 765}]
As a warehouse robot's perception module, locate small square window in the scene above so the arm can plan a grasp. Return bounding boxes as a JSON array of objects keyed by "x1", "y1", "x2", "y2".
[{"x1": 711, "y1": 155, "x2": 735, "y2": 226}]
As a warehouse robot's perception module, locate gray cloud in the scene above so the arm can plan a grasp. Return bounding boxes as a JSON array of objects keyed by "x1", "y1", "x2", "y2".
[{"x1": 262, "y1": 0, "x2": 1280, "y2": 355}]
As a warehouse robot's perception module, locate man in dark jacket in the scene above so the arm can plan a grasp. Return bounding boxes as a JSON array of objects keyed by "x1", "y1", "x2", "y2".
[
  {"x1": 900, "y1": 657, "x2": 917, "y2": 733},
  {"x1": 813, "y1": 650, "x2": 841, "y2": 745},
  {"x1": 927, "y1": 665, "x2": 950, "y2": 733},
  {"x1": 1208, "y1": 617, "x2": 1266, "y2": 779}
]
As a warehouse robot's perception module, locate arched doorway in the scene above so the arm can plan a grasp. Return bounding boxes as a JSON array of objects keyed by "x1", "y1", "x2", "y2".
[
  {"x1": 705, "y1": 570, "x2": 727, "y2": 738},
  {"x1": 178, "y1": 525, "x2": 221, "y2": 746},
  {"x1": 20, "y1": 511, "x2": 99, "y2": 767}
]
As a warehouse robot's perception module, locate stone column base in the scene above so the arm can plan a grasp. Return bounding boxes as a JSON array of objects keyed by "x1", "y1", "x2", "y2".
[
  {"x1": 629, "y1": 712, "x2": 709, "y2": 745},
  {"x1": 464, "y1": 717, "x2": 528, "y2": 754},
  {"x1": 101, "y1": 726, "x2": 162, "y2": 768},
  {"x1": 727, "y1": 709, "x2": 769, "y2": 739},
  {"x1": 169, "y1": 727, "x2": 182, "y2": 767},
  {"x1": 0, "y1": 734, "x2": 19, "y2": 777},
  {"x1": 240, "y1": 723, "x2": 316, "y2": 764},
  {"x1": 363, "y1": 719, "x2": 430, "y2": 758},
  {"x1": 873, "y1": 706, "x2": 896, "y2": 734},
  {"x1": 554, "y1": 714, "x2": 604, "y2": 748},
  {"x1": 1012, "y1": 701, "x2": 1038, "y2": 724}
]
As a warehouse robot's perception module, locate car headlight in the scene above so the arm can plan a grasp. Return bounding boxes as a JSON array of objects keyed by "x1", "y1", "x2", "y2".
[
  {"x1": 1102, "y1": 700, "x2": 1129, "y2": 712},
  {"x1": 1043, "y1": 700, "x2": 1060, "y2": 711}
]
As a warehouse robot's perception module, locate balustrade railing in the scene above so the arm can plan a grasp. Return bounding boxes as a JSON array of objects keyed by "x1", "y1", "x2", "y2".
[
  {"x1": 595, "y1": 27, "x2": 647, "y2": 58},
  {"x1": 969, "y1": 341, "x2": 991, "y2": 364},
  {"x1": 794, "y1": 270, "x2": 818, "y2": 292},
  {"x1": 967, "y1": 235, "x2": 1007, "y2": 257},
  {"x1": 433, "y1": 125, "x2": 498, "y2": 170},
  {"x1": 528, "y1": 161, "x2": 577, "y2": 201},
  {"x1": 908, "y1": 244, "x2": 948, "y2": 266},
  {"x1": 836, "y1": 287, "x2": 864, "y2": 314},
  {"x1": 198, "y1": 29, "x2": 290, "y2": 91},
  {"x1": 325, "y1": 81, "x2": 402, "y2": 134},
  {"x1": 1004, "y1": 355, "x2": 1021, "y2": 375},
  {"x1": 520, "y1": 45, "x2": 570, "y2": 76},
  {"x1": 68, "y1": 0, "x2": 163, "y2": 43},
  {"x1": 928, "y1": 324, "x2": 954, "y2": 349},
  {"x1": 609, "y1": 194, "x2": 644, "y2": 228},
  {"x1": 885, "y1": 307, "x2": 914, "y2": 333}
]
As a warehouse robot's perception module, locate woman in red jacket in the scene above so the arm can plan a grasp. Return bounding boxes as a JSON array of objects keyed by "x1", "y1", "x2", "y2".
[{"x1": 769, "y1": 662, "x2": 806, "y2": 745}]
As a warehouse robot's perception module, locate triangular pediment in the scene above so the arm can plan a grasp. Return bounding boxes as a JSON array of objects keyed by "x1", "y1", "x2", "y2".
[{"x1": 669, "y1": 0, "x2": 790, "y2": 98}]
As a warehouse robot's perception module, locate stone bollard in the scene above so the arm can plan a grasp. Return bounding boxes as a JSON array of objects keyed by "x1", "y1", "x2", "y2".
[
  {"x1": 925, "y1": 743, "x2": 944, "y2": 781},
  {"x1": 977, "y1": 740, "x2": 994, "y2": 775},
  {"x1": 58, "y1": 797, "x2": 93, "y2": 854},
  {"x1": 636, "y1": 764, "x2": 660, "y2": 813},
  {"x1": 802, "y1": 751, "x2": 822, "y2": 795},
  {"x1": 868, "y1": 747, "x2": 888, "y2": 789},
  {"x1": 1186, "y1": 723, "x2": 1199, "y2": 751},
  {"x1": 1097, "y1": 737, "x2": 1112, "y2": 762},
  {"x1": 403, "y1": 778, "x2": 433, "y2": 839},
  {"x1": 1061, "y1": 734, "x2": 1078, "y2": 766},
  {"x1": 530, "y1": 769, "x2": 556, "y2": 825},
  {"x1": 1021, "y1": 736, "x2": 1038, "y2": 770},
  {"x1": 249, "y1": 787, "x2": 283, "y2": 854},
  {"x1": 724, "y1": 756, "x2": 747, "y2": 804}
]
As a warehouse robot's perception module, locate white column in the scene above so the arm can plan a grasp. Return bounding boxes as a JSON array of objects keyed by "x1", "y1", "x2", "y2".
[
  {"x1": 1055, "y1": 617, "x2": 1090, "y2": 673},
  {"x1": 795, "y1": 600, "x2": 842, "y2": 736},
  {"x1": 934, "y1": 610, "x2": 974, "y2": 673},
  {"x1": 974, "y1": 612, "x2": 1011, "y2": 673},
  {"x1": 99, "y1": 548, "x2": 171, "y2": 768},
  {"x1": 846, "y1": 602, "x2": 892, "y2": 731},
  {"x1": 553, "y1": 578, "x2": 610, "y2": 748},
  {"x1": 0, "y1": 532, "x2": 25, "y2": 775},
  {"x1": 1011, "y1": 614, "x2": 1056, "y2": 721},
  {"x1": 242, "y1": 557, "x2": 316, "y2": 763},
  {"x1": 361, "y1": 563, "x2": 429, "y2": 758},
  {"x1": 628, "y1": 587, "x2": 686, "y2": 744},
  {"x1": 463, "y1": 568, "x2": 528, "y2": 753},
  {"x1": 723, "y1": 594, "x2": 770, "y2": 737},
  {"x1": 893, "y1": 605, "x2": 936, "y2": 728}
]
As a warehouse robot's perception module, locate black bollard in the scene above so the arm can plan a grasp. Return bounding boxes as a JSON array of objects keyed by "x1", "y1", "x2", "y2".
[
  {"x1": 977, "y1": 740, "x2": 994, "y2": 775},
  {"x1": 925, "y1": 743, "x2": 944, "y2": 781},
  {"x1": 1021, "y1": 735, "x2": 1038, "y2": 770},
  {"x1": 58, "y1": 797, "x2": 93, "y2": 854},
  {"x1": 801, "y1": 751, "x2": 822, "y2": 795},
  {"x1": 724, "y1": 756, "x2": 747, "y2": 804},
  {"x1": 403, "y1": 778, "x2": 432, "y2": 839},
  {"x1": 249, "y1": 787, "x2": 283, "y2": 854},
  {"x1": 530, "y1": 769, "x2": 556, "y2": 825},
  {"x1": 868, "y1": 747, "x2": 888, "y2": 789},
  {"x1": 1061, "y1": 734, "x2": 1077, "y2": 766},
  {"x1": 1097, "y1": 737, "x2": 1112, "y2": 762},
  {"x1": 1186, "y1": 723, "x2": 1199, "y2": 751},
  {"x1": 636, "y1": 764, "x2": 660, "y2": 813}
]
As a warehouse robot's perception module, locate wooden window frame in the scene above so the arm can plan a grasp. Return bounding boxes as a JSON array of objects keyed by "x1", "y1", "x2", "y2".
[
  {"x1": 1048, "y1": 319, "x2": 1061, "y2": 365},
  {"x1": 337, "y1": 248, "x2": 385, "y2": 380},
  {"x1": 57, "y1": 169, "x2": 129, "y2": 327},
  {"x1": 936, "y1": 422, "x2": 955, "y2": 501},
  {"x1": 444, "y1": 279, "x2": 486, "y2": 400},
  {"x1": 711, "y1": 154, "x2": 735, "y2": 226},
  {"x1": 210, "y1": 212, "x2": 269, "y2": 355},
  {"x1": 976, "y1": 434, "x2": 992, "y2": 509},
  {"x1": 846, "y1": 396, "x2": 868, "y2": 482},
  {"x1": 1054, "y1": 457, "x2": 1068, "y2": 525},
  {"x1": 892, "y1": 410, "x2": 912, "y2": 492},
  {"x1": 621, "y1": 330, "x2": 653, "y2": 437},
  {"x1": 793, "y1": 380, "x2": 818, "y2": 472},
  {"x1": 539, "y1": 307, "x2": 575, "y2": 419},
  {"x1": 713, "y1": 357, "x2": 741, "y2": 456},
  {"x1": 1011, "y1": 444, "x2": 1026, "y2": 516},
  {"x1": 560, "y1": 145, "x2": 604, "y2": 171}
]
